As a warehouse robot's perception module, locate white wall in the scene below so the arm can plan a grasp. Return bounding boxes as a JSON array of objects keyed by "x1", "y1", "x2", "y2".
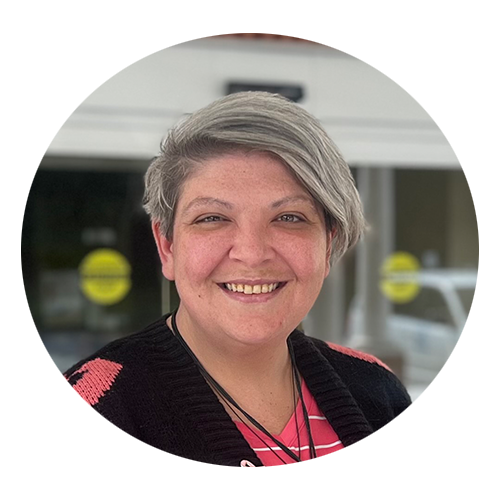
[{"x1": 47, "y1": 37, "x2": 460, "y2": 168}]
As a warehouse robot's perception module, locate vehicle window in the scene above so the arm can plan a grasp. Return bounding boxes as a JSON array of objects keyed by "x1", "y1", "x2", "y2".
[
  {"x1": 457, "y1": 288, "x2": 475, "y2": 315},
  {"x1": 393, "y1": 286, "x2": 454, "y2": 326}
]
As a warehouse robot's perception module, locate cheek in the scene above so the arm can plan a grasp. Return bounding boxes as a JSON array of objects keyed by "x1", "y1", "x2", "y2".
[
  {"x1": 176, "y1": 234, "x2": 229, "y2": 280},
  {"x1": 281, "y1": 235, "x2": 328, "y2": 279}
]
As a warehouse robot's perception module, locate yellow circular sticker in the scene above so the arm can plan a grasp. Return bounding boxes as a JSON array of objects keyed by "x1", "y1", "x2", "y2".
[
  {"x1": 79, "y1": 249, "x2": 131, "y2": 305},
  {"x1": 379, "y1": 252, "x2": 421, "y2": 303}
]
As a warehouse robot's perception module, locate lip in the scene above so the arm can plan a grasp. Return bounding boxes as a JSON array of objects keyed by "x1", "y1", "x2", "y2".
[
  {"x1": 217, "y1": 281, "x2": 288, "y2": 303},
  {"x1": 217, "y1": 279, "x2": 286, "y2": 286}
]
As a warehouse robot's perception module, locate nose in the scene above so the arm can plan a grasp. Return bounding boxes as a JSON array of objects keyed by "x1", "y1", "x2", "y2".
[{"x1": 228, "y1": 223, "x2": 275, "y2": 267}]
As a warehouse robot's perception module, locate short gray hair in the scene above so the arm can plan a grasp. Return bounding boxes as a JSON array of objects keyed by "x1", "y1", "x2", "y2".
[{"x1": 143, "y1": 91, "x2": 365, "y2": 263}]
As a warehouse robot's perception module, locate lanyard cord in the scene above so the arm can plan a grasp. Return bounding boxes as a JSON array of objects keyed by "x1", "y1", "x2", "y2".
[
  {"x1": 288, "y1": 336, "x2": 317, "y2": 459},
  {"x1": 170, "y1": 309, "x2": 315, "y2": 464},
  {"x1": 207, "y1": 376, "x2": 289, "y2": 465},
  {"x1": 292, "y1": 358, "x2": 302, "y2": 461}
]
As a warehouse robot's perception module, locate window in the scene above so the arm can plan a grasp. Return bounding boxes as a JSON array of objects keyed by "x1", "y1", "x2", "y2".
[
  {"x1": 457, "y1": 288, "x2": 475, "y2": 315},
  {"x1": 22, "y1": 159, "x2": 162, "y2": 371},
  {"x1": 394, "y1": 287, "x2": 454, "y2": 326}
]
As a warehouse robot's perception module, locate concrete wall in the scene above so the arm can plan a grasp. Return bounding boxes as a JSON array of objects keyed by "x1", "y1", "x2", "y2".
[{"x1": 46, "y1": 37, "x2": 460, "y2": 168}]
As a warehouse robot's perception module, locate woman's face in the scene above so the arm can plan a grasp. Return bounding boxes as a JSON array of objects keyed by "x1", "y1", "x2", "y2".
[{"x1": 154, "y1": 151, "x2": 333, "y2": 348}]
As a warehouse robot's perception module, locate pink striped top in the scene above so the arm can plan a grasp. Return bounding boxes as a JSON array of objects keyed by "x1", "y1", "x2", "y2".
[{"x1": 236, "y1": 380, "x2": 344, "y2": 466}]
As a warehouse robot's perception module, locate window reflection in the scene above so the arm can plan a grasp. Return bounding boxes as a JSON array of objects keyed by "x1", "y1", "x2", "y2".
[
  {"x1": 457, "y1": 288, "x2": 475, "y2": 315},
  {"x1": 395, "y1": 287, "x2": 454, "y2": 326},
  {"x1": 22, "y1": 159, "x2": 162, "y2": 371}
]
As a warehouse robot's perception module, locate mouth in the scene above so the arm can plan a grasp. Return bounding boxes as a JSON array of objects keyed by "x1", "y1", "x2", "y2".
[
  {"x1": 217, "y1": 281, "x2": 288, "y2": 302},
  {"x1": 218, "y1": 281, "x2": 286, "y2": 294}
]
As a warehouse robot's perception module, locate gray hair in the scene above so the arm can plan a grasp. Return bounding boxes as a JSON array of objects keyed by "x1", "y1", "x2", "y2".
[{"x1": 143, "y1": 91, "x2": 366, "y2": 263}]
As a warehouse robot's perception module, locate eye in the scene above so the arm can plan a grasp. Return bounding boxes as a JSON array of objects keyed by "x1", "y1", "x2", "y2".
[
  {"x1": 277, "y1": 214, "x2": 305, "y2": 223},
  {"x1": 195, "y1": 215, "x2": 226, "y2": 224}
]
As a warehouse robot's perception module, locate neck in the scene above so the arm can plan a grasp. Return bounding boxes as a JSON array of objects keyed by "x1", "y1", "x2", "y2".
[
  {"x1": 167, "y1": 306, "x2": 300, "y2": 435},
  {"x1": 167, "y1": 306, "x2": 293, "y2": 390}
]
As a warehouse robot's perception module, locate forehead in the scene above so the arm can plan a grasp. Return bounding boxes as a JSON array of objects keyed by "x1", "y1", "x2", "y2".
[{"x1": 179, "y1": 151, "x2": 313, "y2": 203}]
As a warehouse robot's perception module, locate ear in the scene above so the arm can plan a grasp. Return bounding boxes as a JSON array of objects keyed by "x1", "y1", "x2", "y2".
[
  {"x1": 324, "y1": 227, "x2": 337, "y2": 278},
  {"x1": 152, "y1": 222, "x2": 175, "y2": 281}
]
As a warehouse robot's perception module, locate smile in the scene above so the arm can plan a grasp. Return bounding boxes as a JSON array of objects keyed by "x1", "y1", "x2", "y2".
[
  {"x1": 223, "y1": 283, "x2": 281, "y2": 294},
  {"x1": 217, "y1": 281, "x2": 287, "y2": 302}
]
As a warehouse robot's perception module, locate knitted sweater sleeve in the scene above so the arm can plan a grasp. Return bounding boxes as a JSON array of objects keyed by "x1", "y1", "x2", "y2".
[{"x1": 21, "y1": 358, "x2": 135, "y2": 467}]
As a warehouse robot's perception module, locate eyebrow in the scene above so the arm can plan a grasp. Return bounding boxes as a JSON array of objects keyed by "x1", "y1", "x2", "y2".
[
  {"x1": 270, "y1": 195, "x2": 317, "y2": 210},
  {"x1": 181, "y1": 195, "x2": 318, "y2": 216},
  {"x1": 181, "y1": 197, "x2": 234, "y2": 216}
]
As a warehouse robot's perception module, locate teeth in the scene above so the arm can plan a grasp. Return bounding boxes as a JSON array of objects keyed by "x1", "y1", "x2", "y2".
[{"x1": 224, "y1": 283, "x2": 280, "y2": 294}]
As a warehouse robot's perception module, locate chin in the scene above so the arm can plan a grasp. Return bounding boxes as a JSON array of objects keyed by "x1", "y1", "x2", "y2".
[{"x1": 220, "y1": 318, "x2": 292, "y2": 347}]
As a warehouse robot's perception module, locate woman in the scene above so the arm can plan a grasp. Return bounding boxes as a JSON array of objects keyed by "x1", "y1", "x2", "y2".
[{"x1": 65, "y1": 91, "x2": 411, "y2": 467}]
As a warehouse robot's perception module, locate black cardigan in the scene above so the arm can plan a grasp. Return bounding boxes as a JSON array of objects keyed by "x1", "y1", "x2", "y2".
[{"x1": 64, "y1": 314, "x2": 411, "y2": 466}]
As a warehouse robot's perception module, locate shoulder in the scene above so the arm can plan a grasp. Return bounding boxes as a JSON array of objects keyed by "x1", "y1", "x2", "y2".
[
  {"x1": 291, "y1": 331, "x2": 409, "y2": 390},
  {"x1": 307, "y1": 335, "x2": 395, "y2": 376},
  {"x1": 323, "y1": 341, "x2": 393, "y2": 372},
  {"x1": 32, "y1": 318, "x2": 172, "y2": 408},
  {"x1": 65, "y1": 315, "x2": 170, "y2": 370},
  {"x1": 308, "y1": 337, "x2": 409, "y2": 402}
]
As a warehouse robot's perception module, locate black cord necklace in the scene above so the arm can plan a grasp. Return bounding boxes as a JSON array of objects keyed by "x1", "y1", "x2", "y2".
[{"x1": 170, "y1": 309, "x2": 316, "y2": 463}]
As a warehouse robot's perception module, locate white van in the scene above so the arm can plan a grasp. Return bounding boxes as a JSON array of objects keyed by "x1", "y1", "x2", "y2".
[{"x1": 345, "y1": 269, "x2": 477, "y2": 386}]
